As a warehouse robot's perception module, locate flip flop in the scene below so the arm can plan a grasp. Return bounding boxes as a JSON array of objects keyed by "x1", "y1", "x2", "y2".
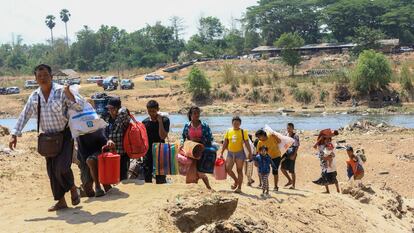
[
  {"x1": 231, "y1": 184, "x2": 238, "y2": 190},
  {"x1": 48, "y1": 204, "x2": 68, "y2": 212}
]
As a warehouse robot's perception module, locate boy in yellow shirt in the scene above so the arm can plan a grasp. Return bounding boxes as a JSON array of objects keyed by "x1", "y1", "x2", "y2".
[
  {"x1": 255, "y1": 129, "x2": 282, "y2": 191},
  {"x1": 220, "y1": 116, "x2": 252, "y2": 193}
]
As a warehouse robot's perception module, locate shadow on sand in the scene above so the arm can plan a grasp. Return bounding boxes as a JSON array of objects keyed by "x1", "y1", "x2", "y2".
[
  {"x1": 25, "y1": 207, "x2": 127, "y2": 225},
  {"x1": 83, "y1": 187, "x2": 130, "y2": 204}
]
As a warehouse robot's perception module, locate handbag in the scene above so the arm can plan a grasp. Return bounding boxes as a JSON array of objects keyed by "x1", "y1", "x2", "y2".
[
  {"x1": 152, "y1": 142, "x2": 179, "y2": 175},
  {"x1": 37, "y1": 95, "x2": 64, "y2": 158}
]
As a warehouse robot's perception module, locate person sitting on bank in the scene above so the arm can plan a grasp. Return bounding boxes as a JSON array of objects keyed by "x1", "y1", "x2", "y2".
[
  {"x1": 104, "y1": 97, "x2": 131, "y2": 181},
  {"x1": 142, "y1": 100, "x2": 170, "y2": 184},
  {"x1": 9, "y1": 64, "x2": 81, "y2": 211}
]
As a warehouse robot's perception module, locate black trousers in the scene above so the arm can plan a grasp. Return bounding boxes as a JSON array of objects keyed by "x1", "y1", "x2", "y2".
[
  {"x1": 120, "y1": 154, "x2": 130, "y2": 181},
  {"x1": 143, "y1": 152, "x2": 166, "y2": 184},
  {"x1": 46, "y1": 128, "x2": 75, "y2": 201}
]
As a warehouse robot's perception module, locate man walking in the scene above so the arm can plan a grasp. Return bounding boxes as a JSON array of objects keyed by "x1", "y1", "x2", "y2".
[{"x1": 9, "y1": 64, "x2": 81, "y2": 211}]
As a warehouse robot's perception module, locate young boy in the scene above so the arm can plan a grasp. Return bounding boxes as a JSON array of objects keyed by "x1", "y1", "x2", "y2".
[
  {"x1": 281, "y1": 123, "x2": 300, "y2": 189},
  {"x1": 255, "y1": 129, "x2": 282, "y2": 191},
  {"x1": 346, "y1": 146, "x2": 365, "y2": 180},
  {"x1": 142, "y1": 100, "x2": 170, "y2": 184},
  {"x1": 253, "y1": 146, "x2": 274, "y2": 197}
]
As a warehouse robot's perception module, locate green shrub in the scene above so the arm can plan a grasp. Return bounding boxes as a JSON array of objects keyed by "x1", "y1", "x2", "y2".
[
  {"x1": 272, "y1": 87, "x2": 284, "y2": 102},
  {"x1": 246, "y1": 88, "x2": 260, "y2": 102},
  {"x1": 286, "y1": 80, "x2": 298, "y2": 88},
  {"x1": 400, "y1": 64, "x2": 413, "y2": 91},
  {"x1": 250, "y1": 76, "x2": 263, "y2": 87},
  {"x1": 352, "y1": 50, "x2": 392, "y2": 93},
  {"x1": 292, "y1": 88, "x2": 313, "y2": 104},
  {"x1": 319, "y1": 90, "x2": 329, "y2": 102},
  {"x1": 212, "y1": 89, "x2": 233, "y2": 101},
  {"x1": 222, "y1": 64, "x2": 239, "y2": 86},
  {"x1": 230, "y1": 84, "x2": 238, "y2": 93},
  {"x1": 187, "y1": 66, "x2": 211, "y2": 101}
]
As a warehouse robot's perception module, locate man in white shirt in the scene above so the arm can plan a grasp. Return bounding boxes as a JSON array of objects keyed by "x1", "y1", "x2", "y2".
[{"x1": 9, "y1": 64, "x2": 81, "y2": 211}]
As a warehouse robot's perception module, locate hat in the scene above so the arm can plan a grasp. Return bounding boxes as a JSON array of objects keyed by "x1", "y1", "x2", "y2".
[{"x1": 107, "y1": 97, "x2": 121, "y2": 108}]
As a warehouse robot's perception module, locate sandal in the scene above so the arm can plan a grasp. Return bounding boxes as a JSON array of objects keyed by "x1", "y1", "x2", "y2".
[
  {"x1": 71, "y1": 191, "x2": 81, "y2": 206},
  {"x1": 48, "y1": 204, "x2": 68, "y2": 212},
  {"x1": 95, "y1": 188, "x2": 105, "y2": 197},
  {"x1": 231, "y1": 184, "x2": 238, "y2": 190}
]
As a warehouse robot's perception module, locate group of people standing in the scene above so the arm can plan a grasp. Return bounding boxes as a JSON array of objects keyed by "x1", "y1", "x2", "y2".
[{"x1": 9, "y1": 64, "x2": 364, "y2": 211}]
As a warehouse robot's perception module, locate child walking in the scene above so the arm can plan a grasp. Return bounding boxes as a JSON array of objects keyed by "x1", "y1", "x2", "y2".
[{"x1": 253, "y1": 146, "x2": 274, "y2": 197}]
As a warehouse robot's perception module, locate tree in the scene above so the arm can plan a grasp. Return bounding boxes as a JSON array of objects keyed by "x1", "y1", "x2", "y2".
[
  {"x1": 351, "y1": 26, "x2": 386, "y2": 55},
  {"x1": 169, "y1": 16, "x2": 186, "y2": 41},
  {"x1": 275, "y1": 32, "x2": 305, "y2": 76},
  {"x1": 244, "y1": 0, "x2": 321, "y2": 44},
  {"x1": 60, "y1": 9, "x2": 71, "y2": 46},
  {"x1": 400, "y1": 64, "x2": 413, "y2": 91},
  {"x1": 45, "y1": 15, "x2": 56, "y2": 45},
  {"x1": 323, "y1": 0, "x2": 389, "y2": 42},
  {"x1": 352, "y1": 50, "x2": 392, "y2": 93},
  {"x1": 198, "y1": 16, "x2": 224, "y2": 42},
  {"x1": 187, "y1": 66, "x2": 211, "y2": 101}
]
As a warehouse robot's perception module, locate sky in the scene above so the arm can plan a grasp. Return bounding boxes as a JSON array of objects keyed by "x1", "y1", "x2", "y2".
[{"x1": 0, "y1": 0, "x2": 258, "y2": 45}]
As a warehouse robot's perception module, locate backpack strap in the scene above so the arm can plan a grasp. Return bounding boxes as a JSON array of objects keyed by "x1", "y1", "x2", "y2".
[
  {"x1": 37, "y1": 94, "x2": 41, "y2": 133},
  {"x1": 126, "y1": 109, "x2": 137, "y2": 123}
]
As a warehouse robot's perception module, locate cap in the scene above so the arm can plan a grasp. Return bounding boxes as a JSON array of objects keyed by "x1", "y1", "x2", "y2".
[{"x1": 107, "y1": 97, "x2": 121, "y2": 108}]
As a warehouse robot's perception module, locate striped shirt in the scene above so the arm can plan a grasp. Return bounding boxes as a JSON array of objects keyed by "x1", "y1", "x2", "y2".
[{"x1": 12, "y1": 83, "x2": 81, "y2": 136}]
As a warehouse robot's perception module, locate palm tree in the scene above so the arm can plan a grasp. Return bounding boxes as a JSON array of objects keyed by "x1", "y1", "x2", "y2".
[
  {"x1": 60, "y1": 9, "x2": 71, "y2": 46},
  {"x1": 45, "y1": 15, "x2": 56, "y2": 45}
]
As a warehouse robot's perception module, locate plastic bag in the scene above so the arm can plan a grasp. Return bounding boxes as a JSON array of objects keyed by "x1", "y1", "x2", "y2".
[
  {"x1": 68, "y1": 99, "x2": 108, "y2": 138},
  {"x1": 264, "y1": 125, "x2": 295, "y2": 155}
]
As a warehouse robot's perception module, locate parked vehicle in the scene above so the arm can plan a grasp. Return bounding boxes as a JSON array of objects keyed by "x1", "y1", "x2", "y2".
[
  {"x1": 103, "y1": 76, "x2": 119, "y2": 90},
  {"x1": 400, "y1": 46, "x2": 413, "y2": 52},
  {"x1": 0, "y1": 87, "x2": 6, "y2": 95},
  {"x1": 68, "y1": 78, "x2": 81, "y2": 85},
  {"x1": 120, "y1": 79, "x2": 134, "y2": 90},
  {"x1": 144, "y1": 74, "x2": 164, "y2": 81},
  {"x1": 53, "y1": 79, "x2": 66, "y2": 85},
  {"x1": 6, "y1": 87, "x2": 20, "y2": 95},
  {"x1": 24, "y1": 80, "x2": 39, "y2": 89},
  {"x1": 87, "y1": 76, "x2": 104, "y2": 83}
]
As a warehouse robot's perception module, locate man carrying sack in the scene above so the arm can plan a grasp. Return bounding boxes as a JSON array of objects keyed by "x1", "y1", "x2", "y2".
[{"x1": 9, "y1": 64, "x2": 82, "y2": 212}]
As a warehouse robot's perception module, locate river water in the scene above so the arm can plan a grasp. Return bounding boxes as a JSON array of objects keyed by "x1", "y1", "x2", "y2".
[{"x1": 1, "y1": 114, "x2": 413, "y2": 133}]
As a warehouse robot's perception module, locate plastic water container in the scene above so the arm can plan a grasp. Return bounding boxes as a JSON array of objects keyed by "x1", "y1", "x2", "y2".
[
  {"x1": 98, "y1": 148, "x2": 121, "y2": 185},
  {"x1": 214, "y1": 158, "x2": 227, "y2": 180}
]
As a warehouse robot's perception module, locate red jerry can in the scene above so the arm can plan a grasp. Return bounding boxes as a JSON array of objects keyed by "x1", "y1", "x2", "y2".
[{"x1": 98, "y1": 147, "x2": 121, "y2": 185}]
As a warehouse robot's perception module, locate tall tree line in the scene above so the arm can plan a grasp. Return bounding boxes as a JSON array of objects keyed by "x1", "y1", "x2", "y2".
[{"x1": 0, "y1": 0, "x2": 413, "y2": 75}]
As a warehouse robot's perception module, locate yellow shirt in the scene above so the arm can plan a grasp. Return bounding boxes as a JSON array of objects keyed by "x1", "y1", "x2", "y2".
[
  {"x1": 224, "y1": 128, "x2": 249, "y2": 153},
  {"x1": 256, "y1": 133, "x2": 281, "y2": 159}
]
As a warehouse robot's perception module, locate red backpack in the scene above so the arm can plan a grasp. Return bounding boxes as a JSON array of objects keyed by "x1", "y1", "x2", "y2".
[{"x1": 123, "y1": 111, "x2": 149, "y2": 159}]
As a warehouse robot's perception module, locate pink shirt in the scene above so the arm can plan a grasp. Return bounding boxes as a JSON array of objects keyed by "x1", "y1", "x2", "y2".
[{"x1": 188, "y1": 124, "x2": 202, "y2": 142}]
